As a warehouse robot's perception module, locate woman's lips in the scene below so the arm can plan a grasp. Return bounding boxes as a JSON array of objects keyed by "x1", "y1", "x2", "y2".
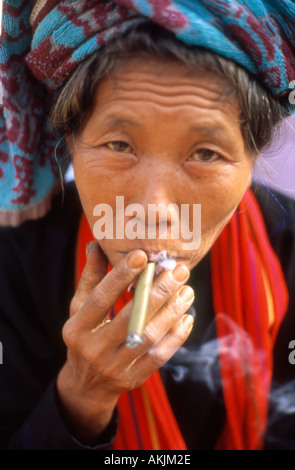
[
  {"x1": 117, "y1": 249, "x2": 188, "y2": 263},
  {"x1": 118, "y1": 249, "x2": 180, "y2": 276}
]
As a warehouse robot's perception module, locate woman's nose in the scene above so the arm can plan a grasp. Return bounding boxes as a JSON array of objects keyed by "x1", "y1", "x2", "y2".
[
  {"x1": 134, "y1": 161, "x2": 177, "y2": 206},
  {"x1": 130, "y1": 164, "x2": 179, "y2": 229},
  {"x1": 134, "y1": 171, "x2": 175, "y2": 209}
]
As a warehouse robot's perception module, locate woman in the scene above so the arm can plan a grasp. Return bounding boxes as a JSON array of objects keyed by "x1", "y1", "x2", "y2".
[{"x1": 0, "y1": 0, "x2": 295, "y2": 450}]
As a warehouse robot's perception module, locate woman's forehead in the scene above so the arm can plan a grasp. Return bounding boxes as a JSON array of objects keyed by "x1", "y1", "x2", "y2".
[
  {"x1": 82, "y1": 56, "x2": 241, "y2": 137},
  {"x1": 93, "y1": 57, "x2": 236, "y2": 109},
  {"x1": 99, "y1": 55, "x2": 233, "y2": 99}
]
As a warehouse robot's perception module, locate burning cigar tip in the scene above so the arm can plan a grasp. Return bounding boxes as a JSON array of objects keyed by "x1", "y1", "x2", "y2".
[{"x1": 126, "y1": 333, "x2": 143, "y2": 349}]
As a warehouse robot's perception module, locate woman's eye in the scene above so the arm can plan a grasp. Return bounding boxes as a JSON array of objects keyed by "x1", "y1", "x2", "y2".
[
  {"x1": 190, "y1": 149, "x2": 221, "y2": 162},
  {"x1": 106, "y1": 141, "x2": 134, "y2": 154}
]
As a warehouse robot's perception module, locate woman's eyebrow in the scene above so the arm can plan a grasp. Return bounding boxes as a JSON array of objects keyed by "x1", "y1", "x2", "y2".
[
  {"x1": 103, "y1": 116, "x2": 142, "y2": 128},
  {"x1": 189, "y1": 124, "x2": 231, "y2": 137},
  {"x1": 187, "y1": 123, "x2": 241, "y2": 154},
  {"x1": 102, "y1": 118, "x2": 233, "y2": 134}
]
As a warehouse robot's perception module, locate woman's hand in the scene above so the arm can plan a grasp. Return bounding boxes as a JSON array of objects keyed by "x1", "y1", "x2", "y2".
[{"x1": 56, "y1": 241, "x2": 195, "y2": 444}]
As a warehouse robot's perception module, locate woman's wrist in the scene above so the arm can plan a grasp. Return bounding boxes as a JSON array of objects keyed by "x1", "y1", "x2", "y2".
[{"x1": 56, "y1": 364, "x2": 118, "y2": 445}]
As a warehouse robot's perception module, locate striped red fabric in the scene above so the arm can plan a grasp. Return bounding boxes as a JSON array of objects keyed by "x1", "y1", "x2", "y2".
[
  {"x1": 75, "y1": 189, "x2": 288, "y2": 450},
  {"x1": 211, "y1": 190, "x2": 289, "y2": 450}
]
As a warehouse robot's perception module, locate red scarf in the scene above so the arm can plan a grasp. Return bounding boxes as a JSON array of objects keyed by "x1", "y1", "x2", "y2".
[{"x1": 74, "y1": 189, "x2": 288, "y2": 450}]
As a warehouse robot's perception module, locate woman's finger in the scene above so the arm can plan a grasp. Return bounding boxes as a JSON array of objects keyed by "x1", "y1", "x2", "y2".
[
  {"x1": 132, "y1": 312, "x2": 195, "y2": 379},
  {"x1": 145, "y1": 264, "x2": 190, "y2": 320},
  {"x1": 143, "y1": 285, "x2": 195, "y2": 347},
  {"x1": 101, "y1": 264, "x2": 191, "y2": 345},
  {"x1": 66, "y1": 249, "x2": 148, "y2": 332},
  {"x1": 70, "y1": 241, "x2": 108, "y2": 316},
  {"x1": 111, "y1": 284, "x2": 195, "y2": 360}
]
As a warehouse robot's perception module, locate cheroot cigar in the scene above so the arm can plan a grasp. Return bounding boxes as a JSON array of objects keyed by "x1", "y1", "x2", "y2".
[{"x1": 126, "y1": 262, "x2": 156, "y2": 348}]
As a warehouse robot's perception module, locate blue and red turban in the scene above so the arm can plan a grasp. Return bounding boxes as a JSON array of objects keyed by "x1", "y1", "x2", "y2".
[{"x1": 0, "y1": 0, "x2": 295, "y2": 225}]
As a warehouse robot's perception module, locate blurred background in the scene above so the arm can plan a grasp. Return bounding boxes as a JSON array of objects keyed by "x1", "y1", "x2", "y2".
[{"x1": 253, "y1": 115, "x2": 295, "y2": 199}]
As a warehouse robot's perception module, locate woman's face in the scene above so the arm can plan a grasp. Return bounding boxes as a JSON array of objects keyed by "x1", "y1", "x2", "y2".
[{"x1": 71, "y1": 56, "x2": 254, "y2": 270}]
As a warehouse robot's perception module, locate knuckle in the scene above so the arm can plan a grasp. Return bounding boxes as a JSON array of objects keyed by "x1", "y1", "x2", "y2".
[
  {"x1": 143, "y1": 323, "x2": 159, "y2": 346},
  {"x1": 156, "y1": 278, "x2": 173, "y2": 298},
  {"x1": 171, "y1": 324, "x2": 188, "y2": 343},
  {"x1": 62, "y1": 320, "x2": 78, "y2": 347},
  {"x1": 82, "y1": 343, "x2": 99, "y2": 365},
  {"x1": 69, "y1": 297, "x2": 80, "y2": 317},
  {"x1": 80, "y1": 267, "x2": 100, "y2": 290},
  {"x1": 91, "y1": 289, "x2": 110, "y2": 312},
  {"x1": 167, "y1": 299, "x2": 183, "y2": 320},
  {"x1": 148, "y1": 347, "x2": 166, "y2": 367}
]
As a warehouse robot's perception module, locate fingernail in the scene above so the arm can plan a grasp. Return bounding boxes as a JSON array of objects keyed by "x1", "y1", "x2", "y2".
[
  {"x1": 172, "y1": 265, "x2": 190, "y2": 283},
  {"x1": 181, "y1": 313, "x2": 194, "y2": 330},
  {"x1": 178, "y1": 285, "x2": 194, "y2": 303},
  {"x1": 127, "y1": 251, "x2": 147, "y2": 269}
]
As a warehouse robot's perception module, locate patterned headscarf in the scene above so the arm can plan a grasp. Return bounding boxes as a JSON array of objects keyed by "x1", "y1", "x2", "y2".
[{"x1": 0, "y1": 0, "x2": 295, "y2": 226}]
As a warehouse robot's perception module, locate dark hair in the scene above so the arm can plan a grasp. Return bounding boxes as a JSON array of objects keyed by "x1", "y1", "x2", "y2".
[{"x1": 50, "y1": 22, "x2": 287, "y2": 154}]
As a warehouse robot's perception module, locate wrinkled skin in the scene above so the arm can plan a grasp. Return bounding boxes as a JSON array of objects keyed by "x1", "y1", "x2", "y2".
[{"x1": 57, "y1": 56, "x2": 254, "y2": 443}]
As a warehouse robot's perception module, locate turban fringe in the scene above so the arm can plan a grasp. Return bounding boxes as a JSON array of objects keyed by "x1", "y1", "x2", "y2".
[
  {"x1": 75, "y1": 189, "x2": 289, "y2": 450},
  {"x1": 0, "y1": 0, "x2": 295, "y2": 226}
]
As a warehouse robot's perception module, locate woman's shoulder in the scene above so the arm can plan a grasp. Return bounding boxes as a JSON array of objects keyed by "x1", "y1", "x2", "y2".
[
  {"x1": 0, "y1": 182, "x2": 82, "y2": 322},
  {"x1": 252, "y1": 182, "x2": 295, "y2": 235},
  {"x1": 252, "y1": 183, "x2": 295, "y2": 385},
  {"x1": 0, "y1": 181, "x2": 82, "y2": 242},
  {"x1": 251, "y1": 182, "x2": 295, "y2": 272}
]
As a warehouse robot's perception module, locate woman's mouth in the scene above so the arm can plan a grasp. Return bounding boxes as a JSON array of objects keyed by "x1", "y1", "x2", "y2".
[
  {"x1": 148, "y1": 250, "x2": 177, "y2": 273},
  {"x1": 117, "y1": 249, "x2": 187, "y2": 262},
  {"x1": 117, "y1": 248, "x2": 189, "y2": 274}
]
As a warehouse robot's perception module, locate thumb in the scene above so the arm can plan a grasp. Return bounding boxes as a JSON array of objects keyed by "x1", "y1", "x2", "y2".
[{"x1": 70, "y1": 241, "x2": 108, "y2": 316}]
